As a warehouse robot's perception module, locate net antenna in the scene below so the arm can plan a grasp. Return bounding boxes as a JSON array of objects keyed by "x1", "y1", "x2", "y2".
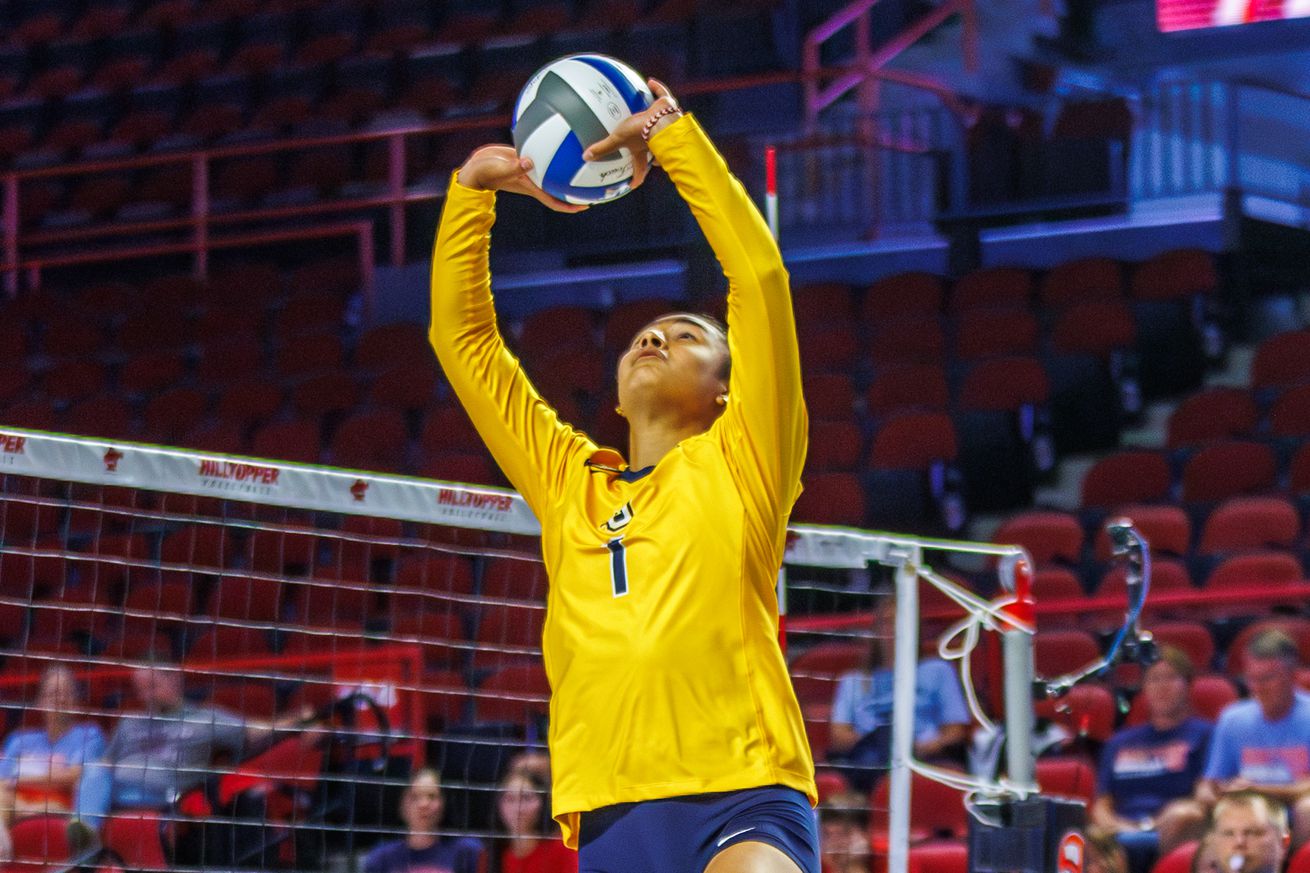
[{"x1": 1037, "y1": 517, "x2": 1156, "y2": 701}]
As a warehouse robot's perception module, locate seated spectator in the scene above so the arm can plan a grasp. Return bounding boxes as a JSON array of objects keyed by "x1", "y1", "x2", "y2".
[
  {"x1": 1190, "y1": 833, "x2": 1218, "y2": 873},
  {"x1": 829, "y1": 596, "x2": 970, "y2": 788},
  {"x1": 1209, "y1": 792, "x2": 1290, "y2": 873},
  {"x1": 70, "y1": 652, "x2": 307, "y2": 848},
  {"x1": 818, "y1": 793, "x2": 872, "y2": 873},
  {"x1": 1092, "y1": 647, "x2": 1212, "y2": 866},
  {"x1": 494, "y1": 769, "x2": 576, "y2": 873},
  {"x1": 363, "y1": 768, "x2": 485, "y2": 873},
  {"x1": 0, "y1": 666, "x2": 105, "y2": 860},
  {"x1": 1086, "y1": 827, "x2": 1130, "y2": 873},
  {"x1": 1198, "y1": 631, "x2": 1310, "y2": 847}
]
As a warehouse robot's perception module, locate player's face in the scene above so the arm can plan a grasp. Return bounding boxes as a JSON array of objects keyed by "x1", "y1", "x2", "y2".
[
  {"x1": 1243, "y1": 655, "x2": 1295, "y2": 719},
  {"x1": 402, "y1": 774, "x2": 444, "y2": 835},
  {"x1": 1213, "y1": 804, "x2": 1285, "y2": 873},
  {"x1": 36, "y1": 667, "x2": 77, "y2": 713},
  {"x1": 1142, "y1": 659, "x2": 1189, "y2": 721},
  {"x1": 616, "y1": 316, "x2": 729, "y2": 423},
  {"x1": 497, "y1": 775, "x2": 542, "y2": 836}
]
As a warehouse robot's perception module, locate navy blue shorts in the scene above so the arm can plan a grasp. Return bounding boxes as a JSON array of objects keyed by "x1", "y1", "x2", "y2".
[{"x1": 577, "y1": 785, "x2": 819, "y2": 873}]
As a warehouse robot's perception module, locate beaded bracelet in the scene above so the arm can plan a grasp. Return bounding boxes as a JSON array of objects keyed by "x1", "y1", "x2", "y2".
[{"x1": 641, "y1": 105, "x2": 682, "y2": 142}]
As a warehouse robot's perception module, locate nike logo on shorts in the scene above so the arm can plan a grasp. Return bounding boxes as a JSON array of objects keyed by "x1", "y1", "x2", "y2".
[{"x1": 716, "y1": 826, "x2": 756, "y2": 847}]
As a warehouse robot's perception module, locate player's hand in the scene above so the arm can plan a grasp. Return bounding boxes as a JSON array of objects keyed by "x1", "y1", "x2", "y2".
[
  {"x1": 456, "y1": 145, "x2": 588, "y2": 213},
  {"x1": 581, "y1": 79, "x2": 681, "y2": 191}
]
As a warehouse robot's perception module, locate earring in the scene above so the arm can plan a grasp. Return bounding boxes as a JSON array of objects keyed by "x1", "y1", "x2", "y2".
[
  {"x1": 715, "y1": 394, "x2": 728, "y2": 406},
  {"x1": 615, "y1": 406, "x2": 625, "y2": 417}
]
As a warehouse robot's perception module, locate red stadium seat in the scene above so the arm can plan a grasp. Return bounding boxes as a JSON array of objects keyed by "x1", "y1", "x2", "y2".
[
  {"x1": 1035, "y1": 757, "x2": 1096, "y2": 805},
  {"x1": 1034, "y1": 630, "x2": 1100, "y2": 677},
  {"x1": 1034, "y1": 682, "x2": 1115, "y2": 742},
  {"x1": 1131, "y1": 249, "x2": 1218, "y2": 300},
  {"x1": 389, "y1": 596, "x2": 468, "y2": 668},
  {"x1": 863, "y1": 272, "x2": 945, "y2": 321},
  {"x1": 1252, "y1": 329, "x2": 1310, "y2": 392},
  {"x1": 210, "y1": 683, "x2": 278, "y2": 720},
  {"x1": 356, "y1": 323, "x2": 432, "y2": 372},
  {"x1": 276, "y1": 334, "x2": 344, "y2": 377},
  {"x1": 958, "y1": 357, "x2": 1050, "y2": 412},
  {"x1": 1128, "y1": 675, "x2": 1236, "y2": 726},
  {"x1": 475, "y1": 663, "x2": 551, "y2": 725},
  {"x1": 64, "y1": 395, "x2": 132, "y2": 440},
  {"x1": 1199, "y1": 550, "x2": 1304, "y2": 592},
  {"x1": 393, "y1": 554, "x2": 476, "y2": 597},
  {"x1": 1286, "y1": 839, "x2": 1310, "y2": 873},
  {"x1": 794, "y1": 282, "x2": 854, "y2": 323},
  {"x1": 1293, "y1": 443, "x2": 1310, "y2": 495},
  {"x1": 1227, "y1": 617, "x2": 1310, "y2": 675},
  {"x1": 160, "y1": 524, "x2": 230, "y2": 570},
  {"x1": 1166, "y1": 388, "x2": 1258, "y2": 448},
  {"x1": 1039, "y1": 257, "x2": 1123, "y2": 308},
  {"x1": 804, "y1": 374, "x2": 856, "y2": 420},
  {"x1": 1149, "y1": 621, "x2": 1216, "y2": 671},
  {"x1": 472, "y1": 602, "x2": 546, "y2": 668},
  {"x1": 868, "y1": 316, "x2": 947, "y2": 366},
  {"x1": 602, "y1": 298, "x2": 680, "y2": 355},
  {"x1": 798, "y1": 324, "x2": 859, "y2": 373},
  {"x1": 44, "y1": 321, "x2": 105, "y2": 358},
  {"x1": 482, "y1": 556, "x2": 550, "y2": 602},
  {"x1": 208, "y1": 576, "x2": 284, "y2": 622},
  {"x1": 992, "y1": 511, "x2": 1084, "y2": 566},
  {"x1": 251, "y1": 419, "x2": 321, "y2": 465},
  {"x1": 1151, "y1": 841, "x2": 1199, "y2": 873},
  {"x1": 1050, "y1": 300, "x2": 1138, "y2": 359},
  {"x1": 788, "y1": 641, "x2": 865, "y2": 708},
  {"x1": 1180, "y1": 440, "x2": 1276, "y2": 504},
  {"x1": 868, "y1": 412, "x2": 958, "y2": 470},
  {"x1": 1268, "y1": 384, "x2": 1310, "y2": 437},
  {"x1": 102, "y1": 811, "x2": 170, "y2": 872},
  {"x1": 1032, "y1": 567, "x2": 1085, "y2": 601},
  {"x1": 196, "y1": 338, "x2": 264, "y2": 385},
  {"x1": 1081, "y1": 452, "x2": 1173, "y2": 509},
  {"x1": 274, "y1": 293, "x2": 347, "y2": 340},
  {"x1": 518, "y1": 306, "x2": 599, "y2": 359},
  {"x1": 866, "y1": 364, "x2": 950, "y2": 416},
  {"x1": 185, "y1": 624, "x2": 273, "y2": 660},
  {"x1": 214, "y1": 380, "x2": 283, "y2": 428},
  {"x1": 1099, "y1": 556, "x2": 1193, "y2": 601},
  {"x1": 421, "y1": 451, "x2": 500, "y2": 486},
  {"x1": 871, "y1": 769, "x2": 969, "y2": 842},
  {"x1": 9, "y1": 815, "x2": 72, "y2": 869},
  {"x1": 294, "y1": 576, "x2": 375, "y2": 628},
  {"x1": 120, "y1": 352, "x2": 188, "y2": 397},
  {"x1": 909, "y1": 841, "x2": 969, "y2": 873},
  {"x1": 408, "y1": 669, "x2": 473, "y2": 732},
  {"x1": 805, "y1": 421, "x2": 863, "y2": 473},
  {"x1": 1092, "y1": 504, "x2": 1191, "y2": 559},
  {"x1": 331, "y1": 409, "x2": 409, "y2": 472},
  {"x1": 368, "y1": 365, "x2": 440, "y2": 413},
  {"x1": 291, "y1": 371, "x2": 361, "y2": 419},
  {"x1": 43, "y1": 360, "x2": 104, "y2": 403},
  {"x1": 245, "y1": 526, "x2": 316, "y2": 574},
  {"x1": 950, "y1": 267, "x2": 1033, "y2": 313},
  {"x1": 953, "y1": 307, "x2": 1040, "y2": 360},
  {"x1": 421, "y1": 405, "x2": 485, "y2": 455},
  {"x1": 1198, "y1": 496, "x2": 1300, "y2": 555}
]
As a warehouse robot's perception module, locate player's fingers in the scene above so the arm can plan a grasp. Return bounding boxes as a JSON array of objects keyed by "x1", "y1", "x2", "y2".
[
  {"x1": 523, "y1": 184, "x2": 589, "y2": 213},
  {"x1": 648, "y1": 79, "x2": 676, "y2": 109},
  {"x1": 581, "y1": 137, "x2": 618, "y2": 162}
]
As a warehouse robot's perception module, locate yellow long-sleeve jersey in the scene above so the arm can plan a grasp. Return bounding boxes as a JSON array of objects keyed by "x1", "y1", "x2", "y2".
[{"x1": 429, "y1": 114, "x2": 815, "y2": 849}]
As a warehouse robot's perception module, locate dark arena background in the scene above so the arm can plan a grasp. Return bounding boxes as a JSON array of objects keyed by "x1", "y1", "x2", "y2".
[{"x1": 0, "y1": 2, "x2": 1309, "y2": 873}]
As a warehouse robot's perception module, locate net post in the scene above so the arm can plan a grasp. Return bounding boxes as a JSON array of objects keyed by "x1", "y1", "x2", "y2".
[
  {"x1": 1001, "y1": 556, "x2": 1037, "y2": 792},
  {"x1": 888, "y1": 549, "x2": 921, "y2": 873}
]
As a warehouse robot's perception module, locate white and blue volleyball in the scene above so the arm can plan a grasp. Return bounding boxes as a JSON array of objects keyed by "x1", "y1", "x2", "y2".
[{"x1": 512, "y1": 54, "x2": 654, "y2": 205}]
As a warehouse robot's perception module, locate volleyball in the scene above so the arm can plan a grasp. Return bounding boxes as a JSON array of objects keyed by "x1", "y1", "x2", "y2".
[{"x1": 511, "y1": 53, "x2": 655, "y2": 205}]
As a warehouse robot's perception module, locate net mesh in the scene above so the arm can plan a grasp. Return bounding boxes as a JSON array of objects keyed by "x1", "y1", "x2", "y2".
[{"x1": 0, "y1": 429, "x2": 1026, "y2": 873}]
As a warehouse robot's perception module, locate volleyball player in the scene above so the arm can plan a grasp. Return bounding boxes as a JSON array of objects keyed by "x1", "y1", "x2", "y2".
[{"x1": 430, "y1": 80, "x2": 818, "y2": 873}]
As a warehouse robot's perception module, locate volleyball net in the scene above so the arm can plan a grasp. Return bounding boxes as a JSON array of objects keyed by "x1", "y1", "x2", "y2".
[{"x1": 0, "y1": 427, "x2": 1038, "y2": 873}]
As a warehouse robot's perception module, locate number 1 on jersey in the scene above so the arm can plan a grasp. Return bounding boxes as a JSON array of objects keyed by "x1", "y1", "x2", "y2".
[{"x1": 607, "y1": 537, "x2": 629, "y2": 597}]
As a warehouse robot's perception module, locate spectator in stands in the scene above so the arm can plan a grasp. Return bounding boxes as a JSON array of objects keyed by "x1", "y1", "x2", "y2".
[
  {"x1": 1190, "y1": 833, "x2": 1219, "y2": 873},
  {"x1": 363, "y1": 768, "x2": 484, "y2": 873},
  {"x1": 817, "y1": 794, "x2": 871, "y2": 873},
  {"x1": 1208, "y1": 792, "x2": 1290, "y2": 873},
  {"x1": 828, "y1": 596, "x2": 970, "y2": 789},
  {"x1": 69, "y1": 651, "x2": 307, "y2": 848},
  {"x1": 494, "y1": 769, "x2": 576, "y2": 873},
  {"x1": 1198, "y1": 631, "x2": 1310, "y2": 848},
  {"x1": 1092, "y1": 647, "x2": 1212, "y2": 865},
  {"x1": 0, "y1": 665, "x2": 105, "y2": 861},
  {"x1": 1086, "y1": 827, "x2": 1130, "y2": 873}
]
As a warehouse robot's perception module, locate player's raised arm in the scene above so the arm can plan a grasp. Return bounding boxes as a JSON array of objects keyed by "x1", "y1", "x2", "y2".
[
  {"x1": 428, "y1": 147, "x2": 591, "y2": 514},
  {"x1": 586, "y1": 83, "x2": 807, "y2": 507}
]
